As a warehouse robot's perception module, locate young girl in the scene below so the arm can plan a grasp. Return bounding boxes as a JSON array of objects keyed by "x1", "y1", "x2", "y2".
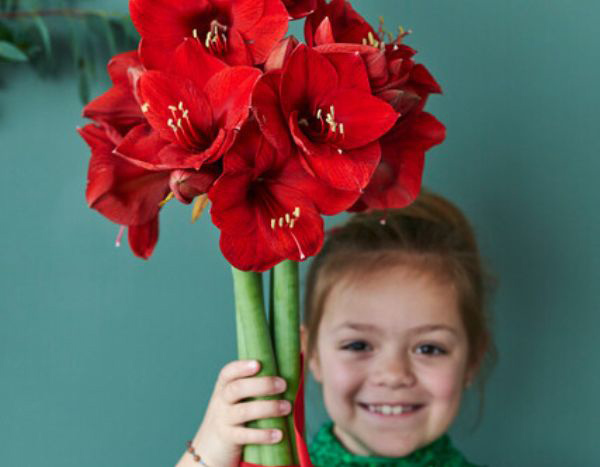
[{"x1": 178, "y1": 190, "x2": 496, "y2": 467}]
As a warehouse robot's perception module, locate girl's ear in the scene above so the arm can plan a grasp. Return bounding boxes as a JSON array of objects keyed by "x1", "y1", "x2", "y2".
[{"x1": 301, "y1": 324, "x2": 322, "y2": 382}]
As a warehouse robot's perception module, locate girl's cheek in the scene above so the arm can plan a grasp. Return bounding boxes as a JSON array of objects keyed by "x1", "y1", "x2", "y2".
[{"x1": 420, "y1": 364, "x2": 466, "y2": 400}]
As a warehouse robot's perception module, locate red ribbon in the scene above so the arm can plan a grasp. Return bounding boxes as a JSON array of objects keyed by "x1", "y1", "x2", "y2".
[{"x1": 240, "y1": 355, "x2": 314, "y2": 467}]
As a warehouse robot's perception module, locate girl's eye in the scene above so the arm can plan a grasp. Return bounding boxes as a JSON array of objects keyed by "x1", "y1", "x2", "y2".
[
  {"x1": 341, "y1": 340, "x2": 370, "y2": 352},
  {"x1": 415, "y1": 344, "x2": 447, "y2": 356}
]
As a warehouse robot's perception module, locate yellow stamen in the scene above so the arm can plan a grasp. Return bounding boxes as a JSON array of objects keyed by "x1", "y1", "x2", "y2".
[
  {"x1": 159, "y1": 192, "x2": 175, "y2": 208},
  {"x1": 191, "y1": 194, "x2": 209, "y2": 223}
]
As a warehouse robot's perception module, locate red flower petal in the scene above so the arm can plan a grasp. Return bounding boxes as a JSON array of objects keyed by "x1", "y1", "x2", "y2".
[
  {"x1": 83, "y1": 86, "x2": 144, "y2": 138},
  {"x1": 264, "y1": 36, "x2": 300, "y2": 72},
  {"x1": 204, "y1": 66, "x2": 262, "y2": 129},
  {"x1": 114, "y1": 124, "x2": 173, "y2": 171},
  {"x1": 411, "y1": 64, "x2": 442, "y2": 95},
  {"x1": 172, "y1": 40, "x2": 227, "y2": 91},
  {"x1": 79, "y1": 124, "x2": 170, "y2": 226},
  {"x1": 320, "y1": 50, "x2": 370, "y2": 92},
  {"x1": 277, "y1": 152, "x2": 360, "y2": 215},
  {"x1": 209, "y1": 171, "x2": 258, "y2": 237},
  {"x1": 327, "y1": 89, "x2": 399, "y2": 150},
  {"x1": 257, "y1": 183, "x2": 323, "y2": 262},
  {"x1": 290, "y1": 111, "x2": 380, "y2": 191},
  {"x1": 314, "y1": 17, "x2": 335, "y2": 45},
  {"x1": 220, "y1": 229, "x2": 282, "y2": 271},
  {"x1": 280, "y1": 45, "x2": 338, "y2": 117},
  {"x1": 139, "y1": 71, "x2": 214, "y2": 150},
  {"x1": 304, "y1": 0, "x2": 375, "y2": 47},
  {"x1": 128, "y1": 216, "x2": 159, "y2": 259},
  {"x1": 386, "y1": 112, "x2": 446, "y2": 151},
  {"x1": 229, "y1": 0, "x2": 265, "y2": 31},
  {"x1": 238, "y1": 0, "x2": 289, "y2": 64},
  {"x1": 355, "y1": 147, "x2": 424, "y2": 211},
  {"x1": 282, "y1": 0, "x2": 317, "y2": 19},
  {"x1": 82, "y1": 51, "x2": 145, "y2": 137},
  {"x1": 252, "y1": 71, "x2": 292, "y2": 157}
]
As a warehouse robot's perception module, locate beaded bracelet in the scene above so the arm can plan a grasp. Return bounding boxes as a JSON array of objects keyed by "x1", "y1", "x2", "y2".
[{"x1": 186, "y1": 440, "x2": 210, "y2": 466}]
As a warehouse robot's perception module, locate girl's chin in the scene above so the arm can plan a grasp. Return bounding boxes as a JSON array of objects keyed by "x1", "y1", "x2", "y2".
[{"x1": 334, "y1": 424, "x2": 424, "y2": 458}]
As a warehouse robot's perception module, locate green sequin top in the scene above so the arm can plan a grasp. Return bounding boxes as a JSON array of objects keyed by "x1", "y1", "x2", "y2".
[{"x1": 308, "y1": 422, "x2": 483, "y2": 467}]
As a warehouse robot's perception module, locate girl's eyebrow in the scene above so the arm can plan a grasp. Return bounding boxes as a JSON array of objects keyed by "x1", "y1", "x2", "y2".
[
  {"x1": 334, "y1": 322, "x2": 381, "y2": 333},
  {"x1": 334, "y1": 322, "x2": 458, "y2": 336}
]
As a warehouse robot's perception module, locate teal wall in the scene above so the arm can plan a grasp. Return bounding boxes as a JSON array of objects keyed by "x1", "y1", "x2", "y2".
[{"x1": 1, "y1": 1, "x2": 599, "y2": 465}]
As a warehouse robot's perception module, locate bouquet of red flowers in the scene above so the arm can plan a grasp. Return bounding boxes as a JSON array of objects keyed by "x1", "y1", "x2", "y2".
[{"x1": 78, "y1": 0, "x2": 445, "y2": 465}]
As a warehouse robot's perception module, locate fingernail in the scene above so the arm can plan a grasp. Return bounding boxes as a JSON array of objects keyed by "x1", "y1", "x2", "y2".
[
  {"x1": 247, "y1": 360, "x2": 258, "y2": 370},
  {"x1": 275, "y1": 378, "x2": 286, "y2": 390},
  {"x1": 271, "y1": 430, "x2": 282, "y2": 442},
  {"x1": 280, "y1": 401, "x2": 291, "y2": 412}
]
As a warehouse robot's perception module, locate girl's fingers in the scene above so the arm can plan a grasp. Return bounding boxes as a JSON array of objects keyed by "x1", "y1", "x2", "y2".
[
  {"x1": 216, "y1": 360, "x2": 261, "y2": 389},
  {"x1": 229, "y1": 399, "x2": 292, "y2": 425},
  {"x1": 230, "y1": 426, "x2": 283, "y2": 446},
  {"x1": 223, "y1": 375, "x2": 286, "y2": 403}
]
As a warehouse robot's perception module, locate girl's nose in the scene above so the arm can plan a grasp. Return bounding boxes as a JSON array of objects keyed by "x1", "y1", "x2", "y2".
[{"x1": 372, "y1": 353, "x2": 416, "y2": 388}]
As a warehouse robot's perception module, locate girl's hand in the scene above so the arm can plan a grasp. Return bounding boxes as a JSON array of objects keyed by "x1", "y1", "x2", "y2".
[{"x1": 178, "y1": 360, "x2": 291, "y2": 467}]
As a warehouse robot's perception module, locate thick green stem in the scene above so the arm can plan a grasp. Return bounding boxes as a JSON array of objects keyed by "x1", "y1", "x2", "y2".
[
  {"x1": 235, "y1": 295, "x2": 262, "y2": 464},
  {"x1": 232, "y1": 267, "x2": 293, "y2": 466},
  {"x1": 272, "y1": 260, "x2": 301, "y2": 465}
]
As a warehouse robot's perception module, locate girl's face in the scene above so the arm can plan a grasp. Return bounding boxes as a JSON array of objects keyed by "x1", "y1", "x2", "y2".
[{"x1": 306, "y1": 266, "x2": 476, "y2": 457}]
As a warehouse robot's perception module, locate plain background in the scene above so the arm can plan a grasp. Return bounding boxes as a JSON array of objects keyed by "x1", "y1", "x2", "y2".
[{"x1": 1, "y1": 0, "x2": 599, "y2": 465}]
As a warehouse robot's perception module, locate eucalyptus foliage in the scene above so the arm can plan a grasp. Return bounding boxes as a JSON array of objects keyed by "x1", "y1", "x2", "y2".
[{"x1": 0, "y1": 0, "x2": 139, "y2": 102}]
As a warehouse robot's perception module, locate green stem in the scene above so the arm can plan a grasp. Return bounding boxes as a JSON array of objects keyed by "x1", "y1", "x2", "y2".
[
  {"x1": 232, "y1": 267, "x2": 293, "y2": 466},
  {"x1": 235, "y1": 293, "x2": 262, "y2": 465},
  {"x1": 272, "y1": 260, "x2": 301, "y2": 465}
]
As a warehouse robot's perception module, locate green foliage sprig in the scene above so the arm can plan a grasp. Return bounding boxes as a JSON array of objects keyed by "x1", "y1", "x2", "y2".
[{"x1": 0, "y1": 0, "x2": 139, "y2": 102}]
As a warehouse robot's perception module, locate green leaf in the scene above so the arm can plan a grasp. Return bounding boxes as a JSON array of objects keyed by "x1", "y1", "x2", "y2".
[
  {"x1": 0, "y1": 40, "x2": 28, "y2": 62},
  {"x1": 100, "y1": 17, "x2": 117, "y2": 57},
  {"x1": 32, "y1": 16, "x2": 51, "y2": 58},
  {"x1": 78, "y1": 63, "x2": 91, "y2": 104},
  {"x1": 0, "y1": 21, "x2": 12, "y2": 41}
]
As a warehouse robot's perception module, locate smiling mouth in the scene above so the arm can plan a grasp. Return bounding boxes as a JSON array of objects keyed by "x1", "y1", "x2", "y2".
[{"x1": 358, "y1": 402, "x2": 424, "y2": 416}]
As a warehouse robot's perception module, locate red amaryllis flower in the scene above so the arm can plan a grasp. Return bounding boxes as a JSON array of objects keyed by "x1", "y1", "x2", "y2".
[
  {"x1": 252, "y1": 44, "x2": 399, "y2": 191},
  {"x1": 130, "y1": 0, "x2": 289, "y2": 69},
  {"x1": 350, "y1": 111, "x2": 445, "y2": 211},
  {"x1": 79, "y1": 123, "x2": 170, "y2": 258},
  {"x1": 282, "y1": 0, "x2": 316, "y2": 19},
  {"x1": 79, "y1": 123, "x2": 219, "y2": 258},
  {"x1": 116, "y1": 41, "x2": 261, "y2": 171},
  {"x1": 82, "y1": 51, "x2": 145, "y2": 138},
  {"x1": 304, "y1": 2, "x2": 442, "y2": 116},
  {"x1": 209, "y1": 120, "x2": 359, "y2": 271},
  {"x1": 304, "y1": 0, "x2": 375, "y2": 47}
]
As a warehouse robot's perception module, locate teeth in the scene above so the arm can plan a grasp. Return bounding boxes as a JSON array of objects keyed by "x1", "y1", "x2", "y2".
[{"x1": 366, "y1": 404, "x2": 417, "y2": 415}]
